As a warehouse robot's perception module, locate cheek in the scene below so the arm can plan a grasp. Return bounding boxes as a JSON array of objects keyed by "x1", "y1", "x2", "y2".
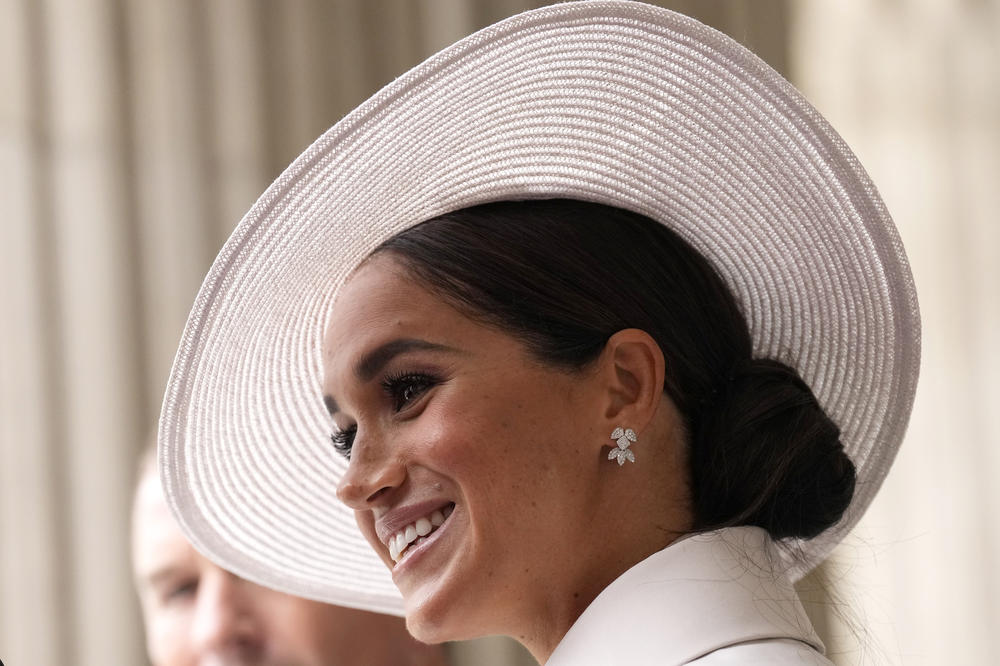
[
  {"x1": 465, "y1": 381, "x2": 593, "y2": 506},
  {"x1": 354, "y1": 512, "x2": 386, "y2": 560},
  {"x1": 421, "y1": 387, "x2": 553, "y2": 495},
  {"x1": 147, "y1": 609, "x2": 190, "y2": 664},
  {"x1": 413, "y1": 391, "x2": 521, "y2": 471}
]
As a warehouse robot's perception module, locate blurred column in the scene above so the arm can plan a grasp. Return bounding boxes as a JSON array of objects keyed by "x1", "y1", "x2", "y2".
[
  {"x1": 123, "y1": 0, "x2": 217, "y2": 405},
  {"x1": 0, "y1": 0, "x2": 147, "y2": 664},
  {"x1": 40, "y1": 0, "x2": 147, "y2": 660},
  {"x1": 416, "y1": 0, "x2": 478, "y2": 51},
  {"x1": 201, "y1": 0, "x2": 272, "y2": 238},
  {"x1": 0, "y1": 0, "x2": 66, "y2": 663},
  {"x1": 792, "y1": 1, "x2": 1000, "y2": 664}
]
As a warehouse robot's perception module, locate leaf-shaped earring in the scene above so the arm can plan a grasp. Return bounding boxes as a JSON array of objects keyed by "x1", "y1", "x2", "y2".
[{"x1": 608, "y1": 426, "x2": 637, "y2": 466}]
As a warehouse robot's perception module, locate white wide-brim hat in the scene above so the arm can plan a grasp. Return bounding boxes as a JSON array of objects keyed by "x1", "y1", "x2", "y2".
[{"x1": 160, "y1": 0, "x2": 920, "y2": 616}]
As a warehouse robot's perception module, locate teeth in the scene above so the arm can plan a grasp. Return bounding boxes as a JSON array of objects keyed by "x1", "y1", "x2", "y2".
[
  {"x1": 387, "y1": 505, "x2": 453, "y2": 563},
  {"x1": 416, "y1": 517, "x2": 432, "y2": 536}
]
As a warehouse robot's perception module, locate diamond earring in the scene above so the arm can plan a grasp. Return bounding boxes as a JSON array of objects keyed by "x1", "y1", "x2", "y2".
[{"x1": 608, "y1": 427, "x2": 637, "y2": 465}]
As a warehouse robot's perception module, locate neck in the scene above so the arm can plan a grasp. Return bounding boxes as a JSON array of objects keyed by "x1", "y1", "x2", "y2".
[{"x1": 517, "y1": 451, "x2": 692, "y2": 662}]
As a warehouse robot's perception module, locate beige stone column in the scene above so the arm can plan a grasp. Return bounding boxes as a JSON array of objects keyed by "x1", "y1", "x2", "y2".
[{"x1": 792, "y1": 2, "x2": 1000, "y2": 664}]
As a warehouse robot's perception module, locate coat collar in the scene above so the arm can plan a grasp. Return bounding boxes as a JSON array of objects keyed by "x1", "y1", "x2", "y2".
[{"x1": 546, "y1": 527, "x2": 824, "y2": 665}]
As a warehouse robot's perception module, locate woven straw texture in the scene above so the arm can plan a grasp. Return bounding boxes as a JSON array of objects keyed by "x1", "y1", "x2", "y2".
[{"x1": 160, "y1": 0, "x2": 919, "y2": 615}]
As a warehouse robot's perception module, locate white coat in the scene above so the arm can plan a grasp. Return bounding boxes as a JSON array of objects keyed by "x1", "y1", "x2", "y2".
[{"x1": 546, "y1": 527, "x2": 832, "y2": 665}]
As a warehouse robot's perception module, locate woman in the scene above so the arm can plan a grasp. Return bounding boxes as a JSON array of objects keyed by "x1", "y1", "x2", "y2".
[{"x1": 159, "y1": 2, "x2": 920, "y2": 664}]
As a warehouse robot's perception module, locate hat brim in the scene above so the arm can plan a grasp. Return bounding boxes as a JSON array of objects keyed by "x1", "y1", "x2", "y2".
[{"x1": 159, "y1": 0, "x2": 919, "y2": 615}]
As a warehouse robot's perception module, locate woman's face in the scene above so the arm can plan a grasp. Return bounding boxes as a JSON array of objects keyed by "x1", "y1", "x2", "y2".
[{"x1": 322, "y1": 254, "x2": 608, "y2": 643}]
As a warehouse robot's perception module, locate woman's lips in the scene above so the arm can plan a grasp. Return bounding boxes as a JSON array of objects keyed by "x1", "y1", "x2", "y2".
[{"x1": 388, "y1": 503, "x2": 454, "y2": 563}]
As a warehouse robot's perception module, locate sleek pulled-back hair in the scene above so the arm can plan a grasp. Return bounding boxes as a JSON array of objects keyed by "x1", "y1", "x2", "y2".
[{"x1": 372, "y1": 199, "x2": 855, "y2": 541}]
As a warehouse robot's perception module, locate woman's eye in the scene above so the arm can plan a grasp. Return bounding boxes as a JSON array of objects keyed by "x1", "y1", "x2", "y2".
[
  {"x1": 330, "y1": 426, "x2": 356, "y2": 460},
  {"x1": 383, "y1": 372, "x2": 439, "y2": 412}
]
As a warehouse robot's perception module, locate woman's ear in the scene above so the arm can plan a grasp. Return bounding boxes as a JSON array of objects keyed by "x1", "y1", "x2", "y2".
[{"x1": 597, "y1": 328, "x2": 665, "y2": 434}]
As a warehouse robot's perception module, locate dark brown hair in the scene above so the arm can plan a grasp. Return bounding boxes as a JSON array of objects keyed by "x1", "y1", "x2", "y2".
[{"x1": 372, "y1": 199, "x2": 855, "y2": 541}]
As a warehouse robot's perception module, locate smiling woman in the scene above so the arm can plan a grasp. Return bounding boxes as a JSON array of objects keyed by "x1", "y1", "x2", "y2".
[
  {"x1": 157, "y1": 2, "x2": 919, "y2": 665},
  {"x1": 323, "y1": 240, "x2": 690, "y2": 653},
  {"x1": 321, "y1": 198, "x2": 853, "y2": 658}
]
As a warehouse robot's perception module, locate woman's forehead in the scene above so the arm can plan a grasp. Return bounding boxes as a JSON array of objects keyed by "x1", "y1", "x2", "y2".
[
  {"x1": 328, "y1": 256, "x2": 439, "y2": 338},
  {"x1": 323, "y1": 258, "x2": 478, "y2": 373}
]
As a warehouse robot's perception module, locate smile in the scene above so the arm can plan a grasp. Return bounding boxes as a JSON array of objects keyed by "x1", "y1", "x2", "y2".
[{"x1": 387, "y1": 504, "x2": 454, "y2": 563}]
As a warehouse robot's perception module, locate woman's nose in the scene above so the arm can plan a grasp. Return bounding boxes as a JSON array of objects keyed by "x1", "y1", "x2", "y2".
[{"x1": 336, "y1": 434, "x2": 406, "y2": 509}]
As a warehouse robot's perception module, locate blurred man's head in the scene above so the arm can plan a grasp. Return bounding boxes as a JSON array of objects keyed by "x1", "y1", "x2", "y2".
[{"x1": 132, "y1": 448, "x2": 446, "y2": 666}]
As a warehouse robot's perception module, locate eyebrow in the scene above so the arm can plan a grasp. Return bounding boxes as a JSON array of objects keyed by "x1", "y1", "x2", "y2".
[
  {"x1": 323, "y1": 338, "x2": 459, "y2": 415},
  {"x1": 140, "y1": 565, "x2": 188, "y2": 591}
]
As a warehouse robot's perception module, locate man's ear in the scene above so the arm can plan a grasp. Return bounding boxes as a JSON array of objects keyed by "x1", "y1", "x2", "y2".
[{"x1": 596, "y1": 328, "x2": 665, "y2": 434}]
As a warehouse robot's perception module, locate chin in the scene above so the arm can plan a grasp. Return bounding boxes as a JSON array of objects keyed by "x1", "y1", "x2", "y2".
[
  {"x1": 405, "y1": 611, "x2": 453, "y2": 645},
  {"x1": 403, "y1": 592, "x2": 478, "y2": 645}
]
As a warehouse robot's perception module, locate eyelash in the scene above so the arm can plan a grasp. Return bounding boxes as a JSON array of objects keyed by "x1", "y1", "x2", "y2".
[
  {"x1": 329, "y1": 371, "x2": 441, "y2": 460},
  {"x1": 381, "y1": 371, "x2": 440, "y2": 412},
  {"x1": 330, "y1": 426, "x2": 356, "y2": 460}
]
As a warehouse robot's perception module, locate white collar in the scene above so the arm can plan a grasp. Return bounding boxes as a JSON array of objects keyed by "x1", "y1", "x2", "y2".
[{"x1": 545, "y1": 527, "x2": 824, "y2": 665}]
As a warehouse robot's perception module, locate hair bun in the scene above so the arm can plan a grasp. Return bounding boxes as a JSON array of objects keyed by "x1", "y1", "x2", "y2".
[{"x1": 689, "y1": 358, "x2": 856, "y2": 540}]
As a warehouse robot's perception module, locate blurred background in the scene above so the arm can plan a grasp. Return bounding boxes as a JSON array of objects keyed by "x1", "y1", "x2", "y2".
[{"x1": 1, "y1": 0, "x2": 996, "y2": 664}]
